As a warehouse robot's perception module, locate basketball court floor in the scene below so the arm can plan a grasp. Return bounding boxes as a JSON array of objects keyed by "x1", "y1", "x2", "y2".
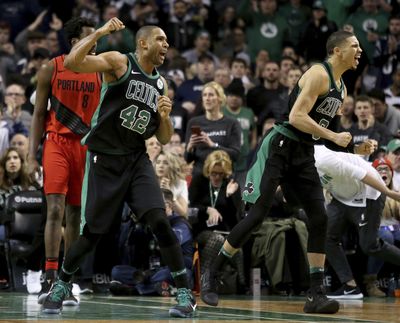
[{"x1": 0, "y1": 293, "x2": 399, "y2": 322}]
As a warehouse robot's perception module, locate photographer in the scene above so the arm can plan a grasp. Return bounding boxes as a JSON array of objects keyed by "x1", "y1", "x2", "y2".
[{"x1": 109, "y1": 189, "x2": 194, "y2": 296}]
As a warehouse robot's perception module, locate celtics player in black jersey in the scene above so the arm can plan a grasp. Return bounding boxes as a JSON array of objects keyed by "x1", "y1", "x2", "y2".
[
  {"x1": 201, "y1": 31, "x2": 376, "y2": 314},
  {"x1": 42, "y1": 18, "x2": 196, "y2": 318}
]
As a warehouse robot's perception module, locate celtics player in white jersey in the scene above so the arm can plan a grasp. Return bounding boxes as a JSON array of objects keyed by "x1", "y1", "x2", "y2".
[
  {"x1": 42, "y1": 18, "x2": 196, "y2": 318},
  {"x1": 314, "y1": 145, "x2": 400, "y2": 300},
  {"x1": 201, "y1": 30, "x2": 375, "y2": 314}
]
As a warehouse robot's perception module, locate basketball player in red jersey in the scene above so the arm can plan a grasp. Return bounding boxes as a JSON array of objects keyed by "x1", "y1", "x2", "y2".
[{"x1": 27, "y1": 17, "x2": 101, "y2": 305}]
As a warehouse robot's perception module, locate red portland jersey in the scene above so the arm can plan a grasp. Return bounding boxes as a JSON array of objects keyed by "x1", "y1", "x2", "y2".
[{"x1": 45, "y1": 55, "x2": 101, "y2": 136}]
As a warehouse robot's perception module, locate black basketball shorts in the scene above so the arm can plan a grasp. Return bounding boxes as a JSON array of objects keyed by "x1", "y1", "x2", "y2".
[
  {"x1": 80, "y1": 150, "x2": 164, "y2": 234},
  {"x1": 243, "y1": 127, "x2": 324, "y2": 207}
]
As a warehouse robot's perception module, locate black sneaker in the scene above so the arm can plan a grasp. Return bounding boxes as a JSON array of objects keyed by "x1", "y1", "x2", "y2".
[
  {"x1": 109, "y1": 280, "x2": 138, "y2": 296},
  {"x1": 169, "y1": 288, "x2": 197, "y2": 318},
  {"x1": 62, "y1": 288, "x2": 80, "y2": 306},
  {"x1": 327, "y1": 284, "x2": 363, "y2": 300},
  {"x1": 200, "y1": 270, "x2": 219, "y2": 306},
  {"x1": 37, "y1": 279, "x2": 53, "y2": 305},
  {"x1": 42, "y1": 279, "x2": 71, "y2": 314},
  {"x1": 303, "y1": 285, "x2": 340, "y2": 314}
]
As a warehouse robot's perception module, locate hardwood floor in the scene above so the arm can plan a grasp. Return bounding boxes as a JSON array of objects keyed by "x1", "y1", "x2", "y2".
[{"x1": 0, "y1": 293, "x2": 398, "y2": 322}]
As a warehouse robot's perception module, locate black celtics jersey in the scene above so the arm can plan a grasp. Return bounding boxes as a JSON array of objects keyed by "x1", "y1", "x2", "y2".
[
  {"x1": 285, "y1": 61, "x2": 345, "y2": 144},
  {"x1": 82, "y1": 53, "x2": 165, "y2": 154}
]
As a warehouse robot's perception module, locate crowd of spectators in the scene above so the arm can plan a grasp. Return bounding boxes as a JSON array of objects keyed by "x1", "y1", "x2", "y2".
[{"x1": 0, "y1": 0, "x2": 400, "y2": 297}]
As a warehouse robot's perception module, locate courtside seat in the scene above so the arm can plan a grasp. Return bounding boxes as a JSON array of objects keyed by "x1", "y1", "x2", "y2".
[{"x1": 0, "y1": 190, "x2": 43, "y2": 290}]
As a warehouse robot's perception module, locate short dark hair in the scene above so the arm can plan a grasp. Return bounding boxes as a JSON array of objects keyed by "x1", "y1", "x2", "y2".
[
  {"x1": 265, "y1": 60, "x2": 280, "y2": 69},
  {"x1": 64, "y1": 17, "x2": 95, "y2": 45},
  {"x1": 33, "y1": 47, "x2": 51, "y2": 59},
  {"x1": 0, "y1": 21, "x2": 11, "y2": 31},
  {"x1": 27, "y1": 30, "x2": 45, "y2": 41},
  {"x1": 390, "y1": 14, "x2": 400, "y2": 22},
  {"x1": 326, "y1": 30, "x2": 355, "y2": 56},
  {"x1": 280, "y1": 56, "x2": 296, "y2": 65},
  {"x1": 355, "y1": 94, "x2": 372, "y2": 105},
  {"x1": 198, "y1": 52, "x2": 214, "y2": 63},
  {"x1": 136, "y1": 25, "x2": 159, "y2": 47},
  {"x1": 368, "y1": 88, "x2": 386, "y2": 103},
  {"x1": 230, "y1": 57, "x2": 247, "y2": 68}
]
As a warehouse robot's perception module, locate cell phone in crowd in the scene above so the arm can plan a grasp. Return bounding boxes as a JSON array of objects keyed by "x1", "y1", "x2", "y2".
[{"x1": 191, "y1": 125, "x2": 201, "y2": 136}]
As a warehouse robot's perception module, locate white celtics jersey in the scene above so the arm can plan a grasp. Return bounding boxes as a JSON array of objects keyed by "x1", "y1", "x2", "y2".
[{"x1": 314, "y1": 145, "x2": 382, "y2": 207}]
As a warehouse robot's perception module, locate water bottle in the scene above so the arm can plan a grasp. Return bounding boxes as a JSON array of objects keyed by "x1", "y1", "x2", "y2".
[
  {"x1": 395, "y1": 279, "x2": 400, "y2": 298},
  {"x1": 22, "y1": 272, "x2": 27, "y2": 286},
  {"x1": 188, "y1": 208, "x2": 199, "y2": 224},
  {"x1": 148, "y1": 240, "x2": 160, "y2": 270},
  {"x1": 387, "y1": 274, "x2": 396, "y2": 297},
  {"x1": 251, "y1": 268, "x2": 261, "y2": 297}
]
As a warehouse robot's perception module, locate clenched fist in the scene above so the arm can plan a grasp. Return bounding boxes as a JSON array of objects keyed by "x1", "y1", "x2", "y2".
[
  {"x1": 158, "y1": 95, "x2": 172, "y2": 119},
  {"x1": 354, "y1": 139, "x2": 378, "y2": 155},
  {"x1": 334, "y1": 132, "x2": 352, "y2": 148},
  {"x1": 98, "y1": 17, "x2": 125, "y2": 36}
]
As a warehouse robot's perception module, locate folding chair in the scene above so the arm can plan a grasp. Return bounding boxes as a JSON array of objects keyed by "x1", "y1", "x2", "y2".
[{"x1": 0, "y1": 190, "x2": 43, "y2": 290}]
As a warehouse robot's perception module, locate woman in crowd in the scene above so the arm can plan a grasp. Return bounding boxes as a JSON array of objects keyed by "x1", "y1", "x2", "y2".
[
  {"x1": 367, "y1": 157, "x2": 400, "y2": 297},
  {"x1": 0, "y1": 147, "x2": 40, "y2": 288},
  {"x1": 0, "y1": 147, "x2": 39, "y2": 208},
  {"x1": 145, "y1": 136, "x2": 163, "y2": 163},
  {"x1": 188, "y1": 150, "x2": 245, "y2": 294},
  {"x1": 184, "y1": 81, "x2": 241, "y2": 176},
  {"x1": 154, "y1": 151, "x2": 188, "y2": 218}
]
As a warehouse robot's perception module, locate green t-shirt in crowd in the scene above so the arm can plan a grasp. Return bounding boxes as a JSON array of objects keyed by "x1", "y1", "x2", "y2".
[
  {"x1": 346, "y1": 8, "x2": 389, "y2": 63},
  {"x1": 322, "y1": 0, "x2": 353, "y2": 28},
  {"x1": 223, "y1": 105, "x2": 255, "y2": 171}
]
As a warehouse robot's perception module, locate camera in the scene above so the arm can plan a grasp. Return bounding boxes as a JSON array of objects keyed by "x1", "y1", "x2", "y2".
[{"x1": 188, "y1": 207, "x2": 199, "y2": 225}]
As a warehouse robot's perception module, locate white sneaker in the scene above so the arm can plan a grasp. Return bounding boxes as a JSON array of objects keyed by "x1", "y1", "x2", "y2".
[
  {"x1": 26, "y1": 270, "x2": 42, "y2": 294},
  {"x1": 72, "y1": 283, "x2": 81, "y2": 296}
]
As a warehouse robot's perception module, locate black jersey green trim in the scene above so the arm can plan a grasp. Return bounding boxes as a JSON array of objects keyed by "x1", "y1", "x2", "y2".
[
  {"x1": 106, "y1": 55, "x2": 132, "y2": 87},
  {"x1": 130, "y1": 53, "x2": 160, "y2": 79},
  {"x1": 274, "y1": 123, "x2": 299, "y2": 141},
  {"x1": 81, "y1": 83, "x2": 108, "y2": 145},
  {"x1": 82, "y1": 53, "x2": 163, "y2": 154},
  {"x1": 82, "y1": 54, "x2": 133, "y2": 145},
  {"x1": 323, "y1": 61, "x2": 344, "y2": 93},
  {"x1": 80, "y1": 151, "x2": 91, "y2": 234},
  {"x1": 243, "y1": 128, "x2": 277, "y2": 204}
]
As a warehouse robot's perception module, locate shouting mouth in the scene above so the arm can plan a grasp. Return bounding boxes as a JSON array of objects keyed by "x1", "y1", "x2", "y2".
[{"x1": 159, "y1": 51, "x2": 167, "y2": 60}]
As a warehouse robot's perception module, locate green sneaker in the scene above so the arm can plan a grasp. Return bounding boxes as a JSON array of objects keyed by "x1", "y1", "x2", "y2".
[
  {"x1": 42, "y1": 279, "x2": 71, "y2": 314},
  {"x1": 169, "y1": 288, "x2": 197, "y2": 318}
]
